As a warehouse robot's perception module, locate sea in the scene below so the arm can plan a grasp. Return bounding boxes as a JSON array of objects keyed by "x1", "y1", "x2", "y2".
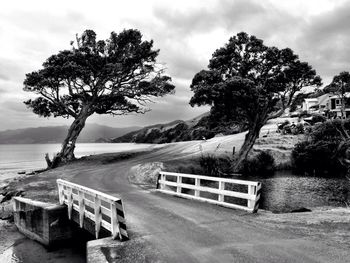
[{"x1": 0, "y1": 143, "x2": 156, "y2": 181}]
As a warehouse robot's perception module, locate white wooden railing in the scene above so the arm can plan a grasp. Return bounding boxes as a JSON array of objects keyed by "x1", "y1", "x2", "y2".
[
  {"x1": 157, "y1": 171, "x2": 262, "y2": 213},
  {"x1": 57, "y1": 179, "x2": 128, "y2": 240}
]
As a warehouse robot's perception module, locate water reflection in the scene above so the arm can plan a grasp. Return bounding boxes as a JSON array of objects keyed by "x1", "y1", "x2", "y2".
[
  {"x1": 247, "y1": 171, "x2": 350, "y2": 212},
  {"x1": 0, "y1": 238, "x2": 85, "y2": 263}
]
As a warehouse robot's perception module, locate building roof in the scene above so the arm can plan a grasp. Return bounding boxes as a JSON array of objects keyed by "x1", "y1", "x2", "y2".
[
  {"x1": 304, "y1": 98, "x2": 318, "y2": 102},
  {"x1": 329, "y1": 92, "x2": 350, "y2": 99},
  {"x1": 317, "y1": 93, "x2": 332, "y2": 105}
]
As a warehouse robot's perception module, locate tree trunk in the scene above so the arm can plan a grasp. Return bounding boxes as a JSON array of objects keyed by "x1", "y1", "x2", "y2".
[
  {"x1": 49, "y1": 108, "x2": 90, "y2": 168},
  {"x1": 233, "y1": 121, "x2": 264, "y2": 172}
]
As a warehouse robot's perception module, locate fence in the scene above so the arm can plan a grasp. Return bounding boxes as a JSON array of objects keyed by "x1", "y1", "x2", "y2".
[
  {"x1": 57, "y1": 179, "x2": 128, "y2": 240},
  {"x1": 156, "y1": 171, "x2": 262, "y2": 213}
]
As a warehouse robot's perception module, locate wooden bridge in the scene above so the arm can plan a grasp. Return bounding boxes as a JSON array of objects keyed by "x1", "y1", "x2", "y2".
[
  {"x1": 157, "y1": 171, "x2": 262, "y2": 213},
  {"x1": 57, "y1": 179, "x2": 128, "y2": 240}
]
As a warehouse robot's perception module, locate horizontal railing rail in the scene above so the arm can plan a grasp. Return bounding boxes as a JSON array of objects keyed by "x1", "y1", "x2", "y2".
[
  {"x1": 156, "y1": 171, "x2": 261, "y2": 213},
  {"x1": 57, "y1": 179, "x2": 128, "y2": 240}
]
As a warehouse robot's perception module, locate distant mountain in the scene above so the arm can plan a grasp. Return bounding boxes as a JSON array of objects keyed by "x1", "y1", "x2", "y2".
[
  {"x1": 0, "y1": 124, "x2": 140, "y2": 144},
  {"x1": 112, "y1": 119, "x2": 187, "y2": 143},
  {"x1": 112, "y1": 112, "x2": 245, "y2": 144}
]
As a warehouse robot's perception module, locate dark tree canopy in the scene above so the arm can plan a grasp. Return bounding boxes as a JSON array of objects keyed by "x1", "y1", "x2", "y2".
[
  {"x1": 24, "y1": 29, "x2": 174, "y2": 118},
  {"x1": 190, "y1": 32, "x2": 322, "y2": 171},
  {"x1": 23, "y1": 29, "x2": 175, "y2": 166},
  {"x1": 324, "y1": 71, "x2": 350, "y2": 94}
]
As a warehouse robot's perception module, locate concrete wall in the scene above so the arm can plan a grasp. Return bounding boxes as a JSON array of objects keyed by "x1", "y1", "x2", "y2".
[{"x1": 13, "y1": 197, "x2": 73, "y2": 247}]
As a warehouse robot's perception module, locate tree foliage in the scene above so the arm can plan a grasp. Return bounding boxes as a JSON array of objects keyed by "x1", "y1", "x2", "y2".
[
  {"x1": 324, "y1": 71, "x2": 350, "y2": 118},
  {"x1": 292, "y1": 120, "x2": 350, "y2": 175},
  {"x1": 324, "y1": 71, "x2": 350, "y2": 94},
  {"x1": 189, "y1": 32, "x2": 322, "y2": 171},
  {"x1": 23, "y1": 29, "x2": 175, "y2": 166},
  {"x1": 24, "y1": 29, "x2": 174, "y2": 118}
]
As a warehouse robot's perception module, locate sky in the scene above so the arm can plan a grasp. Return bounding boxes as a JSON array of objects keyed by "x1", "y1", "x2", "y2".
[{"x1": 0, "y1": 0, "x2": 349, "y2": 131}]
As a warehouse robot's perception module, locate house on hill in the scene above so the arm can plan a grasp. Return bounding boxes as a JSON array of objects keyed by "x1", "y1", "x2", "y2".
[
  {"x1": 328, "y1": 93, "x2": 350, "y2": 118},
  {"x1": 302, "y1": 92, "x2": 350, "y2": 118}
]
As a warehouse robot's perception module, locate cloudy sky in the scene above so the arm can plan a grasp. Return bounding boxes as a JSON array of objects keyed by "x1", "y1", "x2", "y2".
[{"x1": 0, "y1": 0, "x2": 349, "y2": 131}]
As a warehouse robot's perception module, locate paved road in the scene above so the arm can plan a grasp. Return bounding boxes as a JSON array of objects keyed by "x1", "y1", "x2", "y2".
[{"x1": 71, "y1": 150, "x2": 349, "y2": 262}]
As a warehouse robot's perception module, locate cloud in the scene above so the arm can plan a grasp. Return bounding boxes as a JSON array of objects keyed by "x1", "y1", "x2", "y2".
[
  {"x1": 0, "y1": 87, "x2": 6, "y2": 95},
  {"x1": 152, "y1": 0, "x2": 264, "y2": 35},
  {"x1": 294, "y1": 1, "x2": 350, "y2": 84},
  {"x1": 1, "y1": 0, "x2": 350, "y2": 130},
  {"x1": 1, "y1": 100, "x2": 29, "y2": 113},
  {"x1": 0, "y1": 58, "x2": 27, "y2": 82}
]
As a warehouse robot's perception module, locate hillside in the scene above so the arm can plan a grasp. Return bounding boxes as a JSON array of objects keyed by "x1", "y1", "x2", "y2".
[
  {"x1": 112, "y1": 112, "x2": 246, "y2": 144},
  {"x1": 0, "y1": 124, "x2": 139, "y2": 144}
]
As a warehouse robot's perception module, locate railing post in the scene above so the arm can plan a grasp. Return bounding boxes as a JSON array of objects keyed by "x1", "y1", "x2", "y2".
[
  {"x1": 94, "y1": 196, "x2": 101, "y2": 239},
  {"x1": 218, "y1": 181, "x2": 225, "y2": 202},
  {"x1": 177, "y1": 176, "x2": 182, "y2": 193},
  {"x1": 160, "y1": 173, "x2": 165, "y2": 190},
  {"x1": 115, "y1": 199, "x2": 128, "y2": 241},
  {"x1": 13, "y1": 198, "x2": 18, "y2": 211},
  {"x1": 195, "y1": 178, "x2": 200, "y2": 197},
  {"x1": 67, "y1": 187, "x2": 73, "y2": 220},
  {"x1": 78, "y1": 191, "x2": 85, "y2": 228},
  {"x1": 57, "y1": 183, "x2": 64, "y2": 205},
  {"x1": 247, "y1": 184, "x2": 256, "y2": 210},
  {"x1": 252, "y1": 183, "x2": 262, "y2": 213},
  {"x1": 111, "y1": 202, "x2": 119, "y2": 239}
]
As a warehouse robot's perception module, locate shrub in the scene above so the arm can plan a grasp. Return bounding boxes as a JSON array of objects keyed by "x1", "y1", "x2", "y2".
[
  {"x1": 198, "y1": 154, "x2": 232, "y2": 176},
  {"x1": 293, "y1": 123, "x2": 304, "y2": 134},
  {"x1": 310, "y1": 113, "x2": 327, "y2": 124},
  {"x1": 278, "y1": 120, "x2": 290, "y2": 131},
  {"x1": 291, "y1": 119, "x2": 350, "y2": 176},
  {"x1": 240, "y1": 151, "x2": 276, "y2": 176},
  {"x1": 299, "y1": 110, "x2": 311, "y2": 118},
  {"x1": 292, "y1": 140, "x2": 342, "y2": 175}
]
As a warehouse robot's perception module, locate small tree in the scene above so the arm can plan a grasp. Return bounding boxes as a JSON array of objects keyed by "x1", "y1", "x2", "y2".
[
  {"x1": 324, "y1": 71, "x2": 350, "y2": 119},
  {"x1": 24, "y1": 29, "x2": 175, "y2": 167},
  {"x1": 190, "y1": 32, "x2": 321, "y2": 171}
]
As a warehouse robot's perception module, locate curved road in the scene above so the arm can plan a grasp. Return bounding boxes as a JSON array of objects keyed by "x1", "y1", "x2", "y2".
[{"x1": 69, "y1": 148, "x2": 349, "y2": 263}]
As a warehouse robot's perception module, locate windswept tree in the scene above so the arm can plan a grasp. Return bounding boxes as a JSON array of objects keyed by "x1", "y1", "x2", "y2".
[
  {"x1": 24, "y1": 29, "x2": 175, "y2": 167},
  {"x1": 324, "y1": 71, "x2": 350, "y2": 119},
  {"x1": 190, "y1": 32, "x2": 321, "y2": 171}
]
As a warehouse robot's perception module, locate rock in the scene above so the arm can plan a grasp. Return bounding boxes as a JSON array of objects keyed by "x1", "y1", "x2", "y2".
[
  {"x1": 0, "y1": 183, "x2": 9, "y2": 191},
  {"x1": 0, "y1": 202, "x2": 14, "y2": 220},
  {"x1": 129, "y1": 162, "x2": 164, "y2": 186},
  {"x1": 291, "y1": 207, "x2": 312, "y2": 213},
  {"x1": 0, "y1": 194, "x2": 4, "y2": 203},
  {"x1": 18, "y1": 171, "x2": 26, "y2": 175},
  {"x1": 0, "y1": 190, "x2": 25, "y2": 203}
]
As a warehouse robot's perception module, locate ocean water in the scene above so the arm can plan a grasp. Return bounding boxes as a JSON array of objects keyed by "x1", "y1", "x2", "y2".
[{"x1": 0, "y1": 143, "x2": 155, "y2": 181}]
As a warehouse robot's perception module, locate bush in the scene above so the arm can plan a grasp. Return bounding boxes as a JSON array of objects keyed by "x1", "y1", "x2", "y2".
[
  {"x1": 291, "y1": 119, "x2": 350, "y2": 176},
  {"x1": 299, "y1": 110, "x2": 311, "y2": 118},
  {"x1": 198, "y1": 154, "x2": 232, "y2": 177},
  {"x1": 292, "y1": 140, "x2": 342, "y2": 175},
  {"x1": 293, "y1": 123, "x2": 304, "y2": 135},
  {"x1": 164, "y1": 155, "x2": 232, "y2": 177},
  {"x1": 240, "y1": 151, "x2": 276, "y2": 176},
  {"x1": 277, "y1": 120, "x2": 290, "y2": 131},
  {"x1": 310, "y1": 114, "x2": 327, "y2": 124}
]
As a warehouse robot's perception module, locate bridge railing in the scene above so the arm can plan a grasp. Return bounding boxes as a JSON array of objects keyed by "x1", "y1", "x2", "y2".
[
  {"x1": 57, "y1": 179, "x2": 128, "y2": 240},
  {"x1": 156, "y1": 171, "x2": 261, "y2": 213}
]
